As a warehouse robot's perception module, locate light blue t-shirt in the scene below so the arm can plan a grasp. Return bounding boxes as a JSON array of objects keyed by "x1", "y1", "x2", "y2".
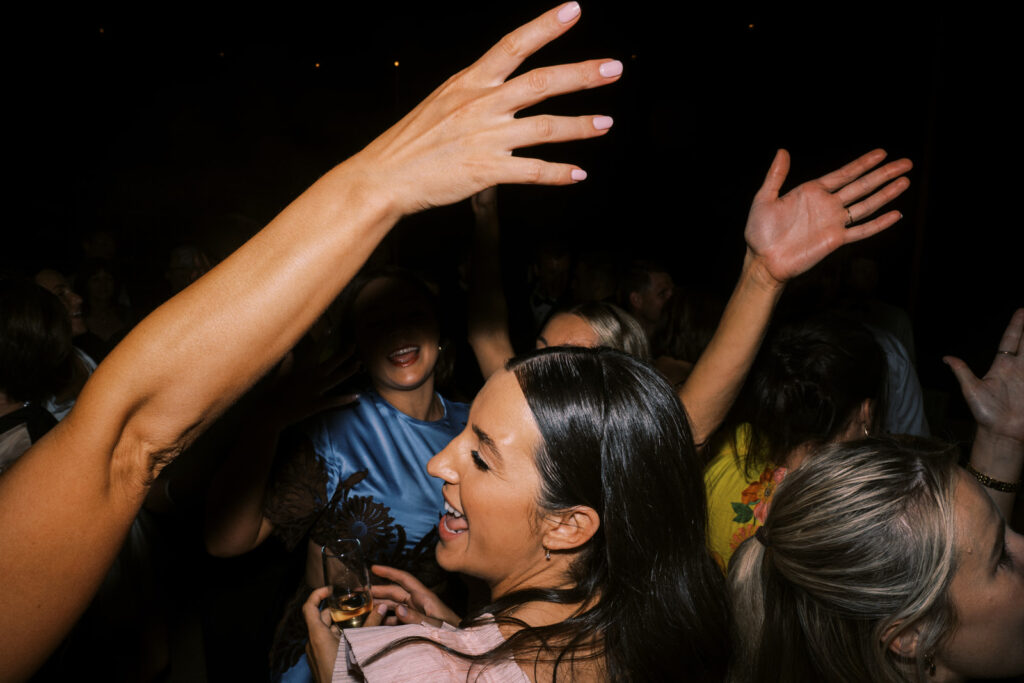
[{"x1": 302, "y1": 390, "x2": 469, "y2": 558}]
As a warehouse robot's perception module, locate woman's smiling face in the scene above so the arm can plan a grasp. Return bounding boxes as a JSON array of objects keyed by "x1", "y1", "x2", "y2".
[
  {"x1": 426, "y1": 369, "x2": 549, "y2": 596},
  {"x1": 353, "y1": 276, "x2": 440, "y2": 394}
]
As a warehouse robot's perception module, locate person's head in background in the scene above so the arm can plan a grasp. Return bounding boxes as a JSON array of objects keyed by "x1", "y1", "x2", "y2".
[
  {"x1": 34, "y1": 269, "x2": 87, "y2": 338},
  {"x1": 536, "y1": 301, "x2": 649, "y2": 362},
  {"x1": 620, "y1": 259, "x2": 674, "y2": 338},
  {"x1": 734, "y1": 313, "x2": 887, "y2": 471},
  {"x1": 1, "y1": 279, "x2": 73, "y2": 408}
]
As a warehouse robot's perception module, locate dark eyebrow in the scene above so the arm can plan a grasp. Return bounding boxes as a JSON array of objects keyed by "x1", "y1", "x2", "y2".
[{"x1": 472, "y1": 425, "x2": 503, "y2": 464}]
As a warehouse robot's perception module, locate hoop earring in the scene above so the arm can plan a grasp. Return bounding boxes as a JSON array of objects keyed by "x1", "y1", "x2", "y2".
[{"x1": 544, "y1": 547, "x2": 551, "y2": 561}]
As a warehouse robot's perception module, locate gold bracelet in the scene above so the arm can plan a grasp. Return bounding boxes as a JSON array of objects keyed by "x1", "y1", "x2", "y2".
[{"x1": 966, "y1": 463, "x2": 1022, "y2": 493}]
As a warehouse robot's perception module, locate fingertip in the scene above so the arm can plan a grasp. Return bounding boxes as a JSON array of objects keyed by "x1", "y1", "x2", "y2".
[
  {"x1": 557, "y1": 1, "x2": 581, "y2": 24},
  {"x1": 571, "y1": 168, "x2": 588, "y2": 182},
  {"x1": 598, "y1": 60, "x2": 623, "y2": 78}
]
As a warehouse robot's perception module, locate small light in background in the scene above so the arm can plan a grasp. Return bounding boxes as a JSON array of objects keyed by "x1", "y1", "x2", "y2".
[
  {"x1": 315, "y1": 62, "x2": 320, "y2": 68},
  {"x1": 748, "y1": 23, "x2": 755, "y2": 29},
  {"x1": 394, "y1": 60, "x2": 400, "y2": 67},
  {"x1": 98, "y1": 27, "x2": 105, "y2": 34}
]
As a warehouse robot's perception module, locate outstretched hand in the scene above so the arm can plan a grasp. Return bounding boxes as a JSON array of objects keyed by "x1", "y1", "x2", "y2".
[
  {"x1": 352, "y1": 2, "x2": 620, "y2": 215},
  {"x1": 945, "y1": 309, "x2": 1024, "y2": 443},
  {"x1": 744, "y1": 149, "x2": 912, "y2": 284}
]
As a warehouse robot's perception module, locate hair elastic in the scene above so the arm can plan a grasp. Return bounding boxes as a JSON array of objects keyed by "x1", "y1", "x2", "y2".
[{"x1": 755, "y1": 525, "x2": 771, "y2": 548}]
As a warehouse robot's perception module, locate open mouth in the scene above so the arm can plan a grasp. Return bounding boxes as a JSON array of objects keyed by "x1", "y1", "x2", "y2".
[
  {"x1": 441, "y1": 499, "x2": 468, "y2": 535},
  {"x1": 387, "y1": 345, "x2": 420, "y2": 367}
]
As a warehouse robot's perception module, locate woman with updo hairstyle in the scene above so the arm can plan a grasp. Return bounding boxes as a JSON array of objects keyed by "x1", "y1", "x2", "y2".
[
  {"x1": 728, "y1": 436, "x2": 1024, "y2": 682},
  {"x1": 704, "y1": 314, "x2": 887, "y2": 570}
]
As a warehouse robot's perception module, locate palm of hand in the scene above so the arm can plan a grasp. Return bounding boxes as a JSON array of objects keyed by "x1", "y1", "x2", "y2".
[
  {"x1": 967, "y1": 369, "x2": 1024, "y2": 441},
  {"x1": 741, "y1": 149, "x2": 912, "y2": 285},
  {"x1": 745, "y1": 181, "x2": 848, "y2": 283}
]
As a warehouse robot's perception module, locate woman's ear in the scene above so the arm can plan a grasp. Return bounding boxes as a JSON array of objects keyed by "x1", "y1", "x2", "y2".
[
  {"x1": 884, "y1": 622, "x2": 920, "y2": 659},
  {"x1": 860, "y1": 398, "x2": 874, "y2": 430},
  {"x1": 542, "y1": 506, "x2": 600, "y2": 552}
]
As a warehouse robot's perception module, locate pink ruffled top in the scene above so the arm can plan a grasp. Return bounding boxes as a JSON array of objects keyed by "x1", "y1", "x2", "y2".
[{"x1": 333, "y1": 617, "x2": 529, "y2": 682}]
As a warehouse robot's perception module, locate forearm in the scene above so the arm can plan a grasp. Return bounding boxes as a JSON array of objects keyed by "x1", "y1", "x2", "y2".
[
  {"x1": 467, "y1": 199, "x2": 514, "y2": 379},
  {"x1": 678, "y1": 250, "x2": 784, "y2": 445},
  {"x1": 968, "y1": 427, "x2": 1024, "y2": 523}
]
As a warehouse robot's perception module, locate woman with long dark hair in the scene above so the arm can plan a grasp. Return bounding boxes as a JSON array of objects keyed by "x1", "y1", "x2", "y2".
[{"x1": 306, "y1": 347, "x2": 729, "y2": 682}]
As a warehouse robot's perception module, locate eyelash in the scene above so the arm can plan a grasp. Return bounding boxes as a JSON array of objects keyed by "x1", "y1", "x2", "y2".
[{"x1": 471, "y1": 450, "x2": 489, "y2": 472}]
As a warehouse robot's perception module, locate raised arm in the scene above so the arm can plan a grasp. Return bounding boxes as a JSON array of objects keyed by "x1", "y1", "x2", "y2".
[
  {"x1": 679, "y1": 149, "x2": 912, "y2": 445},
  {"x1": 946, "y1": 308, "x2": 1024, "y2": 522},
  {"x1": 467, "y1": 186, "x2": 518, "y2": 379},
  {"x1": 0, "y1": 5, "x2": 621, "y2": 677}
]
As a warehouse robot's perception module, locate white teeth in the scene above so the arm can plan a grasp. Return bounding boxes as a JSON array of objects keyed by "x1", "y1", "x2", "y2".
[
  {"x1": 444, "y1": 500, "x2": 463, "y2": 518},
  {"x1": 389, "y1": 346, "x2": 418, "y2": 358}
]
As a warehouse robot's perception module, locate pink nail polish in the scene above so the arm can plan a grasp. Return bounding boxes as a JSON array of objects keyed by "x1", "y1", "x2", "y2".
[
  {"x1": 557, "y1": 2, "x2": 581, "y2": 23},
  {"x1": 593, "y1": 116, "x2": 614, "y2": 130},
  {"x1": 397, "y1": 605, "x2": 408, "y2": 617},
  {"x1": 377, "y1": 604, "x2": 388, "y2": 615},
  {"x1": 571, "y1": 169, "x2": 587, "y2": 182},
  {"x1": 599, "y1": 60, "x2": 623, "y2": 78}
]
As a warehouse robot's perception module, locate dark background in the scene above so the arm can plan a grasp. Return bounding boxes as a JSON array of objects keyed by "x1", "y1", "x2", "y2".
[{"x1": 7, "y1": 1, "x2": 1020, "y2": 421}]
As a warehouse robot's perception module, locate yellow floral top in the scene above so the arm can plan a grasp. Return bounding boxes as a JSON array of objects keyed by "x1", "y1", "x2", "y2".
[{"x1": 704, "y1": 425, "x2": 788, "y2": 572}]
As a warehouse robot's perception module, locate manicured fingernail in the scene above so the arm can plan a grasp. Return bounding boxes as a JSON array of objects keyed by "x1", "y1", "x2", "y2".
[
  {"x1": 593, "y1": 116, "x2": 614, "y2": 130},
  {"x1": 557, "y1": 2, "x2": 581, "y2": 23},
  {"x1": 571, "y1": 169, "x2": 587, "y2": 182},
  {"x1": 599, "y1": 60, "x2": 623, "y2": 78},
  {"x1": 377, "y1": 604, "x2": 388, "y2": 615},
  {"x1": 397, "y1": 605, "x2": 408, "y2": 617}
]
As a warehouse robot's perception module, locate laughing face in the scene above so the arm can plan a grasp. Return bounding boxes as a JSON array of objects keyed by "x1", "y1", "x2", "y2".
[
  {"x1": 426, "y1": 370, "x2": 550, "y2": 597},
  {"x1": 353, "y1": 276, "x2": 440, "y2": 395}
]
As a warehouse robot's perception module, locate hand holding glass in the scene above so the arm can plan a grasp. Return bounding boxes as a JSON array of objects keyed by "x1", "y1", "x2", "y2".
[{"x1": 321, "y1": 538, "x2": 373, "y2": 628}]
